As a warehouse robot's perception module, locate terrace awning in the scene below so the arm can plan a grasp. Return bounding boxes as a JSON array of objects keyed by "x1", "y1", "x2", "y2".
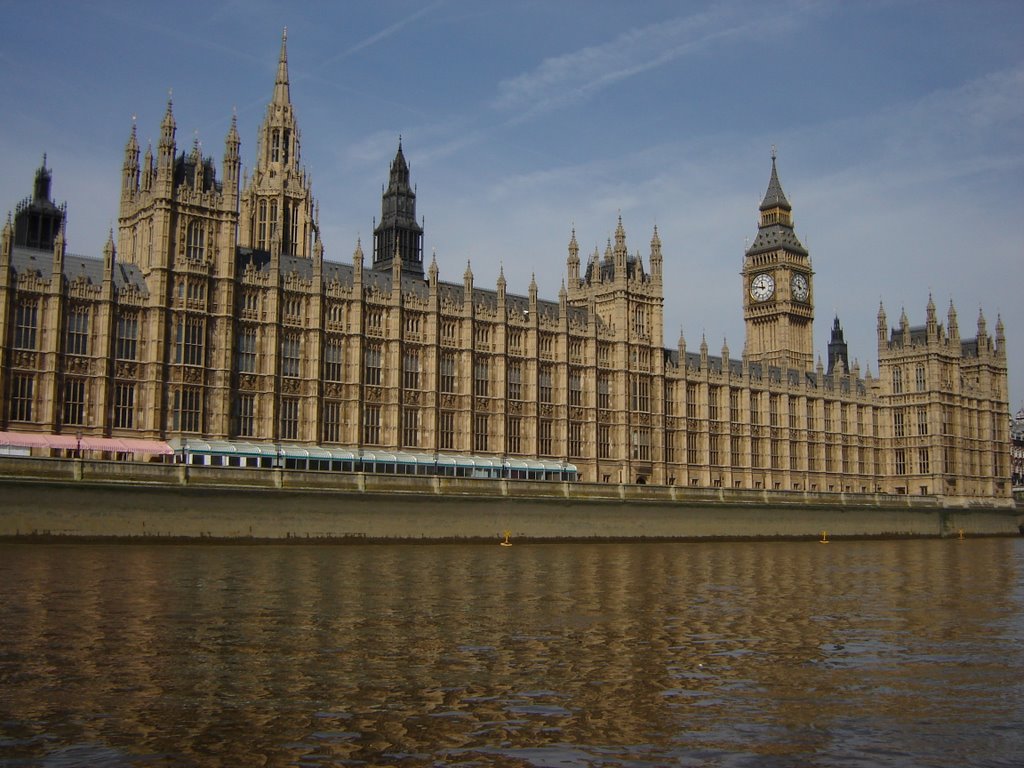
[{"x1": 0, "y1": 430, "x2": 172, "y2": 455}]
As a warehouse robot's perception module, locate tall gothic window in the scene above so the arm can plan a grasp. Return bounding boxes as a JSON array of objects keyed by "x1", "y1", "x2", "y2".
[
  {"x1": 172, "y1": 387, "x2": 202, "y2": 433},
  {"x1": 439, "y1": 411, "x2": 455, "y2": 450},
  {"x1": 323, "y1": 401, "x2": 341, "y2": 443},
  {"x1": 402, "y1": 407, "x2": 419, "y2": 448},
  {"x1": 113, "y1": 383, "x2": 135, "y2": 430},
  {"x1": 363, "y1": 405, "x2": 381, "y2": 445},
  {"x1": 62, "y1": 378, "x2": 86, "y2": 426},
  {"x1": 280, "y1": 397, "x2": 299, "y2": 440},
  {"x1": 508, "y1": 417, "x2": 521, "y2": 454},
  {"x1": 235, "y1": 394, "x2": 255, "y2": 438},
  {"x1": 539, "y1": 419, "x2": 554, "y2": 456},
  {"x1": 598, "y1": 374, "x2": 611, "y2": 410},
  {"x1": 569, "y1": 370, "x2": 583, "y2": 407},
  {"x1": 474, "y1": 414, "x2": 489, "y2": 452},
  {"x1": 65, "y1": 306, "x2": 89, "y2": 356},
  {"x1": 14, "y1": 300, "x2": 38, "y2": 350},
  {"x1": 403, "y1": 349, "x2": 420, "y2": 390},
  {"x1": 271, "y1": 129, "x2": 281, "y2": 163},
  {"x1": 9, "y1": 373, "x2": 34, "y2": 422},
  {"x1": 569, "y1": 422, "x2": 583, "y2": 457},
  {"x1": 289, "y1": 202, "x2": 299, "y2": 254},
  {"x1": 269, "y1": 200, "x2": 278, "y2": 243},
  {"x1": 474, "y1": 358, "x2": 489, "y2": 397},
  {"x1": 257, "y1": 200, "x2": 268, "y2": 249},
  {"x1": 892, "y1": 367, "x2": 903, "y2": 394},
  {"x1": 174, "y1": 316, "x2": 205, "y2": 367},
  {"x1": 186, "y1": 221, "x2": 205, "y2": 260},
  {"x1": 507, "y1": 361, "x2": 522, "y2": 401},
  {"x1": 236, "y1": 327, "x2": 257, "y2": 373},
  {"x1": 539, "y1": 366, "x2": 553, "y2": 404},
  {"x1": 440, "y1": 353, "x2": 457, "y2": 394},
  {"x1": 115, "y1": 314, "x2": 138, "y2": 361},
  {"x1": 281, "y1": 333, "x2": 301, "y2": 378},
  {"x1": 323, "y1": 338, "x2": 344, "y2": 382},
  {"x1": 364, "y1": 345, "x2": 382, "y2": 386}
]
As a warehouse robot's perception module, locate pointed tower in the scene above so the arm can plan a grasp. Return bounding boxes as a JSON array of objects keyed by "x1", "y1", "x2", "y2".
[
  {"x1": 827, "y1": 316, "x2": 849, "y2": 375},
  {"x1": 14, "y1": 155, "x2": 66, "y2": 251},
  {"x1": 372, "y1": 138, "x2": 424, "y2": 276},
  {"x1": 239, "y1": 28, "x2": 318, "y2": 258},
  {"x1": 742, "y1": 149, "x2": 814, "y2": 372}
]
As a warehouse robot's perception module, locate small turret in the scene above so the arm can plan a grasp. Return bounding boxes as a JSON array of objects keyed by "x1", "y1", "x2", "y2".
[
  {"x1": 567, "y1": 227, "x2": 580, "y2": 285},
  {"x1": 926, "y1": 293, "x2": 937, "y2": 339},
  {"x1": 650, "y1": 224, "x2": 662, "y2": 282},
  {"x1": 158, "y1": 96, "x2": 176, "y2": 170},
  {"x1": 496, "y1": 265, "x2": 506, "y2": 303},
  {"x1": 353, "y1": 238, "x2": 364, "y2": 283},
  {"x1": 877, "y1": 302, "x2": 888, "y2": 348},
  {"x1": 122, "y1": 121, "x2": 140, "y2": 194},
  {"x1": 463, "y1": 260, "x2": 473, "y2": 303},
  {"x1": 103, "y1": 228, "x2": 115, "y2": 274},
  {"x1": 995, "y1": 315, "x2": 1006, "y2": 360},
  {"x1": 947, "y1": 300, "x2": 960, "y2": 342},
  {"x1": 827, "y1": 315, "x2": 849, "y2": 375},
  {"x1": 223, "y1": 113, "x2": 241, "y2": 197}
]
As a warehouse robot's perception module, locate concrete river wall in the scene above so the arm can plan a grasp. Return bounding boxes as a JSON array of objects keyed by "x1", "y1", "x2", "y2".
[{"x1": 1, "y1": 457, "x2": 1020, "y2": 541}]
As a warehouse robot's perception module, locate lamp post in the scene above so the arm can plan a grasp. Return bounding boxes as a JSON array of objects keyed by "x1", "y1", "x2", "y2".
[{"x1": 75, "y1": 430, "x2": 82, "y2": 459}]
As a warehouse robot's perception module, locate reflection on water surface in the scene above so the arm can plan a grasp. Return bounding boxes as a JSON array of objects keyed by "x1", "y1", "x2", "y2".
[{"x1": 0, "y1": 539, "x2": 1022, "y2": 766}]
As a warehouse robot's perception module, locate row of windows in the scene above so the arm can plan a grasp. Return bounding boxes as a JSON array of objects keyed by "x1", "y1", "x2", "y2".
[
  {"x1": 14, "y1": 303, "x2": 138, "y2": 362},
  {"x1": 892, "y1": 364, "x2": 930, "y2": 394},
  {"x1": 7, "y1": 374, "x2": 136, "y2": 429}
]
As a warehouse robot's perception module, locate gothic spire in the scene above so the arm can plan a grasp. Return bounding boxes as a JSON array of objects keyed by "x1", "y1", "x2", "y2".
[
  {"x1": 760, "y1": 146, "x2": 791, "y2": 212},
  {"x1": 274, "y1": 27, "x2": 291, "y2": 105}
]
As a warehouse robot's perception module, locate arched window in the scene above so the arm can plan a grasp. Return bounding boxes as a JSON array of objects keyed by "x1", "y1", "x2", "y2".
[
  {"x1": 257, "y1": 200, "x2": 268, "y2": 249},
  {"x1": 915, "y1": 364, "x2": 926, "y2": 392},
  {"x1": 186, "y1": 221, "x2": 205, "y2": 261},
  {"x1": 892, "y1": 367, "x2": 903, "y2": 394}
]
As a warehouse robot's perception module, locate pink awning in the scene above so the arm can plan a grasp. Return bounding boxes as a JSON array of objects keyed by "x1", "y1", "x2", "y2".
[{"x1": 0, "y1": 431, "x2": 173, "y2": 455}]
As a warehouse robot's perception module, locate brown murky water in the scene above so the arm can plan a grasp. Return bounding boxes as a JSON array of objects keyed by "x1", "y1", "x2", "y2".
[{"x1": 1, "y1": 538, "x2": 1022, "y2": 766}]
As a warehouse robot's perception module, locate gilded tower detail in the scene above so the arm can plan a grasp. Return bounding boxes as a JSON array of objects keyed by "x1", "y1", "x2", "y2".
[{"x1": 0, "y1": 37, "x2": 1012, "y2": 504}]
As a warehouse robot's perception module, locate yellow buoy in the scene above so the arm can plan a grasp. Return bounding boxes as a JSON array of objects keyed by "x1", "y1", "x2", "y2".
[
  {"x1": 820, "y1": 530, "x2": 829, "y2": 544},
  {"x1": 500, "y1": 530, "x2": 512, "y2": 547}
]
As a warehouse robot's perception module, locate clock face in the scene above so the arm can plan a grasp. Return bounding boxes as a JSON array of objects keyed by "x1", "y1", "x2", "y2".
[
  {"x1": 750, "y1": 273, "x2": 775, "y2": 302},
  {"x1": 791, "y1": 273, "x2": 809, "y2": 302}
]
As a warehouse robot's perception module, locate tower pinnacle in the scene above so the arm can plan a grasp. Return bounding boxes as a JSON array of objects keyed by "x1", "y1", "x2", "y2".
[{"x1": 274, "y1": 27, "x2": 290, "y2": 105}]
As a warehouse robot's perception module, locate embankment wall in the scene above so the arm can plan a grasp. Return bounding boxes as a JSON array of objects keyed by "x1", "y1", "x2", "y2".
[{"x1": 1, "y1": 457, "x2": 1020, "y2": 541}]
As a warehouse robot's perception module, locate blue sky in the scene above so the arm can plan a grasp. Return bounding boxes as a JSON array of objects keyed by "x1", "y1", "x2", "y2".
[{"x1": 2, "y1": 0, "x2": 1022, "y2": 408}]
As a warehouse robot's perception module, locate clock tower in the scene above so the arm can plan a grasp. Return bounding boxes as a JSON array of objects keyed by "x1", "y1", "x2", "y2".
[{"x1": 742, "y1": 150, "x2": 814, "y2": 372}]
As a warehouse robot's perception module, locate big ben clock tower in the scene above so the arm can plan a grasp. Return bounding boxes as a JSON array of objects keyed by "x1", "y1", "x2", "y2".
[{"x1": 742, "y1": 150, "x2": 814, "y2": 372}]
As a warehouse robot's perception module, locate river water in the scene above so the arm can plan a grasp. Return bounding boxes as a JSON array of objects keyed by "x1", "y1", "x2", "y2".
[{"x1": 0, "y1": 538, "x2": 1022, "y2": 767}]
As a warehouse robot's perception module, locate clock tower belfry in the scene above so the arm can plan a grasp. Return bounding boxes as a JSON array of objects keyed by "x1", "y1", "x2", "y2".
[{"x1": 742, "y1": 150, "x2": 814, "y2": 372}]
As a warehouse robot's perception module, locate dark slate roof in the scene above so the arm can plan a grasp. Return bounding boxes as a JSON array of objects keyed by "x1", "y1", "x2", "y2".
[
  {"x1": 746, "y1": 223, "x2": 807, "y2": 256},
  {"x1": 10, "y1": 246, "x2": 148, "y2": 294},
  {"x1": 584, "y1": 253, "x2": 645, "y2": 284},
  {"x1": 889, "y1": 324, "x2": 930, "y2": 346},
  {"x1": 760, "y1": 157, "x2": 791, "y2": 211}
]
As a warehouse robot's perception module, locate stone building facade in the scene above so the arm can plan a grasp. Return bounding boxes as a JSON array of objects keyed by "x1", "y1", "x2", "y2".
[{"x1": 0, "y1": 34, "x2": 1012, "y2": 502}]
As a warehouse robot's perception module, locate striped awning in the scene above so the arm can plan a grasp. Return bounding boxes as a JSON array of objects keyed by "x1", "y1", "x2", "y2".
[{"x1": 0, "y1": 430, "x2": 173, "y2": 455}]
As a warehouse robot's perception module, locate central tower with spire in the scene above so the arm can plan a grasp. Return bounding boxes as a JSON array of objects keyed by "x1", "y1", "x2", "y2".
[
  {"x1": 742, "y1": 150, "x2": 815, "y2": 372},
  {"x1": 238, "y1": 28, "x2": 319, "y2": 259},
  {"x1": 372, "y1": 138, "x2": 424, "y2": 276}
]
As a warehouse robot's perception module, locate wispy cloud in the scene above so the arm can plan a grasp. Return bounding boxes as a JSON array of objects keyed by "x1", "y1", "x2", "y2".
[
  {"x1": 491, "y1": 2, "x2": 802, "y2": 121},
  {"x1": 312, "y1": 0, "x2": 446, "y2": 71}
]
